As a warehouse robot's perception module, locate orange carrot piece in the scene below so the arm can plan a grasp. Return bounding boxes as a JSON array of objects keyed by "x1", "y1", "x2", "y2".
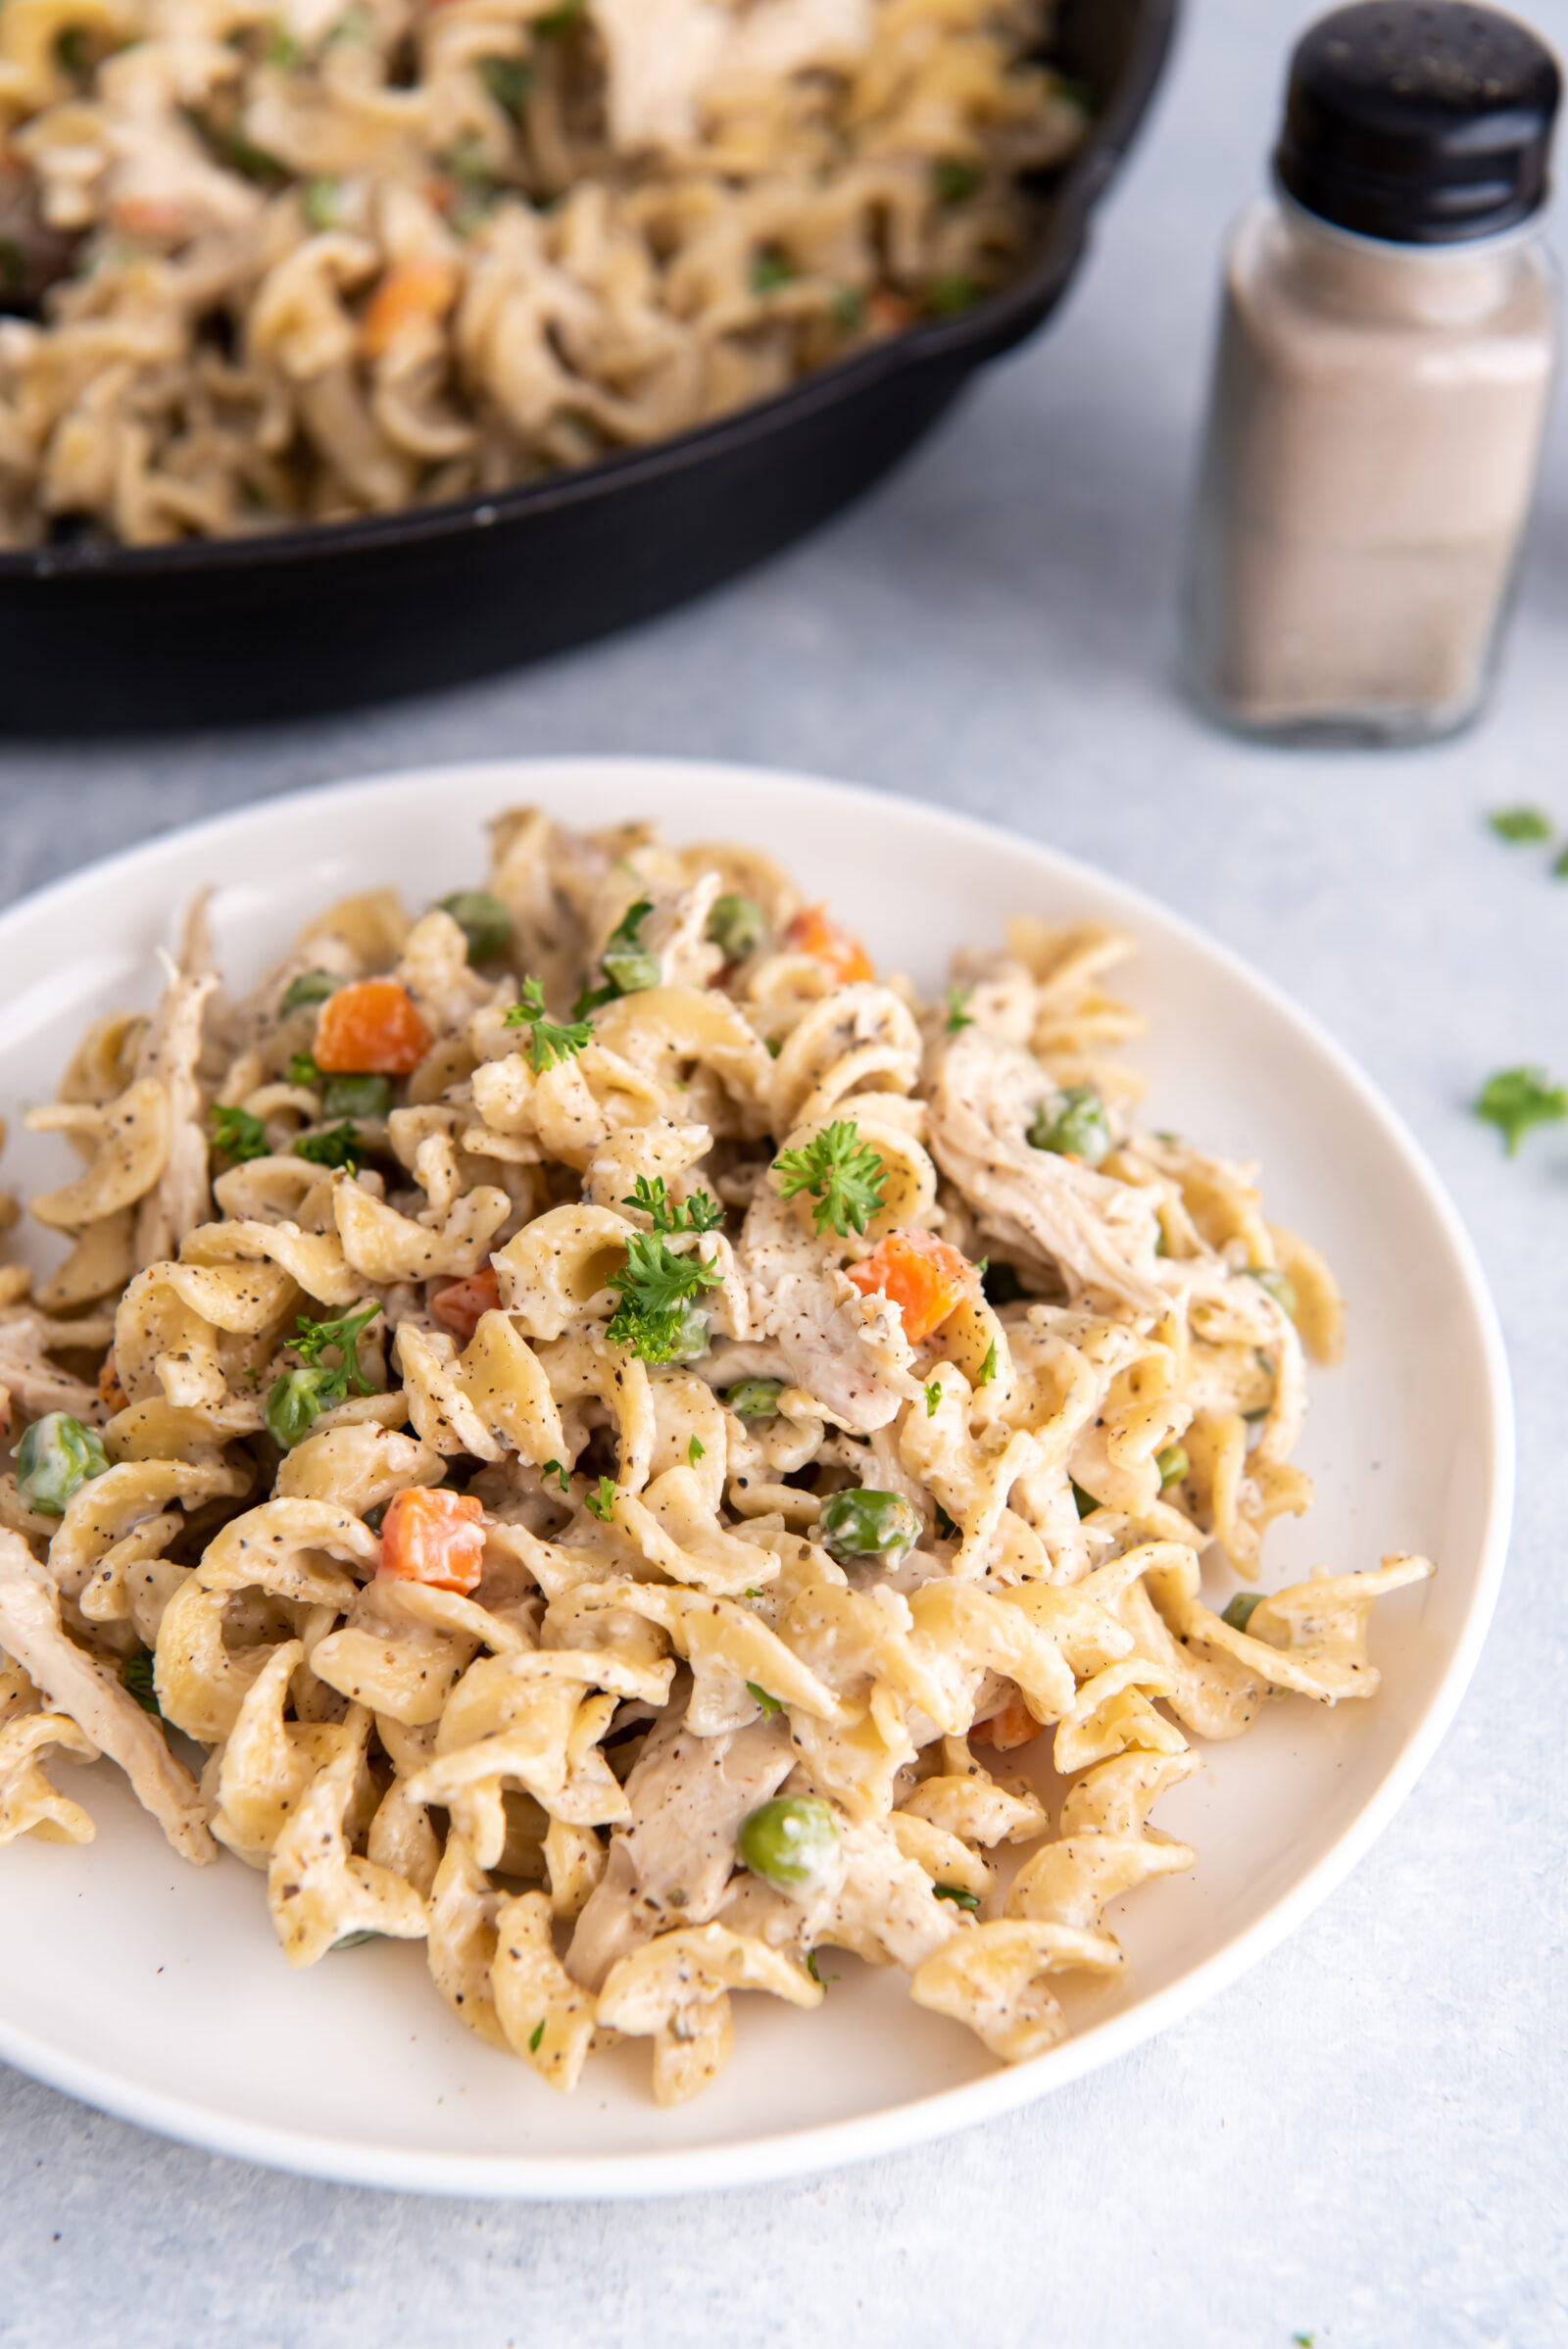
[
  {"x1": 429, "y1": 1266, "x2": 501, "y2": 1345},
  {"x1": 377, "y1": 1486, "x2": 486, "y2": 1594},
  {"x1": 783, "y1": 904, "x2": 874, "y2": 985},
  {"x1": 360, "y1": 256, "x2": 458, "y2": 361},
  {"x1": 970, "y1": 1690, "x2": 1041, "y2": 1752},
  {"x1": 97, "y1": 1348, "x2": 126, "y2": 1415},
  {"x1": 313, "y1": 978, "x2": 431, "y2": 1076},
  {"x1": 845, "y1": 1227, "x2": 977, "y2": 1344}
]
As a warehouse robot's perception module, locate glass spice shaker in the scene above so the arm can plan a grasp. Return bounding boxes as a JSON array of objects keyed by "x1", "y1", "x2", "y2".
[{"x1": 1183, "y1": 1, "x2": 1562, "y2": 745}]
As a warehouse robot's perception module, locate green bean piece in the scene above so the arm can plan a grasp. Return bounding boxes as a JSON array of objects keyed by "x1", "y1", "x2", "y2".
[
  {"x1": 15, "y1": 1413, "x2": 109, "y2": 1517},
  {"x1": 1155, "y1": 1443, "x2": 1189, "y2": 1488},
  {"x1": 707, "y1": 894, "x2": 765, "y2": 960},
  {"x1": 436, "y1": 889, "x2": 513, "y2": 965},
  {"x1": 278, "y1": 969, "x2": 339, "y2": 1020},
  {"x1": 1222, "y1": 1591, "x2": 1263, "y2": 1632},
  {"x1": 737, "y1": 1794, "x2": 841, "y2": 1894},
  {"x1": 1028, "y1": 1085, "x2": 1111, "y2": 1167},
  {"x1": 726, "y1": 1378, "x2": 786, "y2": 1421},
  {"x1": 320, "y1": 1073, "x2": 394, "y2": 1120},
  {"x1": 818, "y1": 1487, "x2": 919, "y2": 1568},
  {"x1": 1245, "y1": 1266, "x2": 1298, "y2": 1319}
]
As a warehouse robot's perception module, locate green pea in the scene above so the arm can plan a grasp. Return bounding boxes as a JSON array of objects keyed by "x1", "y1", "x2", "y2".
[
  {"x1": 301, "y1": 176, "x2": 341, "y2": 231},
  {"x1": 707, "y1": 894, "x2": 765, "y2": 961},
  {"x1": 320, "y1": 1072, "x2": 394, "y2": 1120},
  {"x1": 436, "y1": 890, "x2": 513, "y2": 965},
  {"x1": 736, "y1": 1795, "x2": 841, "y2": 1894},
  {"x1": 1155, "y1": 1443, "x2": 1189, "y2": 1488},
  {"x1": 1222, "y1": 1591, "x2": 1263, "y2": 1632},
  {"x1": 818, "y1": 1487, "x2": 919, "y2": 1568},
  {"x1": 1028, "y1": 1085, "x2": 1111, "y2": 1167},
  {"x1": 1245, "y1": 1267, "x2": 1298, "y2": 1319},
  {"x1": 601, "y1": 947, "x2": 662, "y2": 996},
  {"x1": 665, "y1": 1302, "x2": 711, "y2": 1364},
  {"x1": 16, "y1": 1412, "x2": 109, "y2": 1517},
  {"x1": 726, "y1": 1378, "x2": 785, "y2": 1421},
  {"x1": 278, "y1": 969, "x2": 339, "y2": 1020},
  {"x1": 266, "y1": 1367, "x2": 331, "y2": 1449}
]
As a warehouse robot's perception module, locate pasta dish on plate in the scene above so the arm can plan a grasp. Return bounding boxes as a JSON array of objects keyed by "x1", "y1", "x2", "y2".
[
  {"x1": 0, "y1": 810, "x2": 1433, "y2": 2105},
  {"x1": 0, "y1": 0, "x2": 1088, "y2": 547}
]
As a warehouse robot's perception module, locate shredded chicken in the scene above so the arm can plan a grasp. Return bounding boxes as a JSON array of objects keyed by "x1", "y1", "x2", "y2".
[
  {"x1": 133, "y1": 964, "x2": 217, "y2": 1269},
  {"x1": 0, "y1": 1531, "x2": 215, "y2": 1864}
]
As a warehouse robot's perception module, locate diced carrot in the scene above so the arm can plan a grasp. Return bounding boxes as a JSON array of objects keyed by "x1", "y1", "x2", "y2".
[
  {"x1": 867, "y1": 292, "x2": 914, "y2": 333},
  {"x1": 971, "y1": 1690, "x2": 1041, "y2": 1752},
  {"x1": 360, "y1": 256, "x2": 459, "y2": 361},
  {"x1": 783, "y1": 904, "x2": 874, "y2": 986},
  {"x1": 846, "y1": 1227, "x2": 977, "y2": 1344},
  {"x1": 98, "y1": 1348, "x2": 126, "y2": 1414},
  {"x1": 313, "y1": 978, "x2": 431, "y2": 1076},
  {"x1": 377, "y1": 1486, "x2": 486, "y2": 1594},
  {"x1": 429, "y1": 1265, "x2": 501, "y2": 1345}
]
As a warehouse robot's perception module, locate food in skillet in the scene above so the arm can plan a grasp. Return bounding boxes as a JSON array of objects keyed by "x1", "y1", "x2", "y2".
[
  {"x1": 0, "y1": 0, "x2": 1090, "y2": 545},
  {"x1": 0, "y1": 812, "x2": 1433, "y2": 2103}
]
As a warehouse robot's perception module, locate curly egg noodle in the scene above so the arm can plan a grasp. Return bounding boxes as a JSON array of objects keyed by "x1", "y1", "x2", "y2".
[
  {"x1": 0, "y1": 811, "x2": 1434, "y2": 2105},
  {"x1": 0, "y1": 0, "x2": 1087, "y2": 547}
]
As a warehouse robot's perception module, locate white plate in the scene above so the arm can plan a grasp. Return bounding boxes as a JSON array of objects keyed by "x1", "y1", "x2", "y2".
[{"x1": 0, "y1": 758, "x2": 1511, "y2": 2200}]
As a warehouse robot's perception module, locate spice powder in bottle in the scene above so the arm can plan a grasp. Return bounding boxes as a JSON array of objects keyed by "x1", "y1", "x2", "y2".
[{"x1": 1184, "y1": 0, "x2": 1561, "y2": 744}]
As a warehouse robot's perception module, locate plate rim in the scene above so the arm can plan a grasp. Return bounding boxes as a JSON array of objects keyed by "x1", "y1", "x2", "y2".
[{"x1": 0, "y1": 754, "x2": 1515, "y2": 2200}]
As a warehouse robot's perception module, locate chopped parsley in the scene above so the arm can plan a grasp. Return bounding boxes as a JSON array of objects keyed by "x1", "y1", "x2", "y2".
[
  {"x1": 933, "y1": 156, "x2": 982, "y2": 204},
  {"x1": 607, "y1": 1231, "x2": 723, "y2": 1364},
  {"x1": 1487, "y1": 807, "x2": 1552, "y2": 843},
  {"x1": 772, "y1": 1119, "x2": 887, "y2": 1239},
  {"x1": 1070, "y1": 1479, "x2": 1101, "y2": 1518},
  {"x1": 294, "y1": 1122, "x2": 367, "y2": 1171},
  {"x1": 503, "y1": 976, "x2": 593, "y2": 1073},
  {"x1": 746, "y1": 1682, "x2": 783, "y2": 1717},
  {"x1": 584, "y1": 1475, "x2": 617, "y2": 1523},
  {"x1": 688, "y1": 1436, "x2": 705, "y2": 1465},
  {"x1": 477, "y1": 54, "x2": 531, "y2": 117},
  {"x1": 933, "y1": 1501, "x2": 958, "y2": 1541},
  {"x1": 121, "y1": 1648, "x2": 161, "y2": 1717},
  {"x1": 975, "y1": 1341, "x2": 998, "y2": 1387},
  {"x1": 529, "y1": 2017, "x2": 546, "y2": 2052},
  {"x1": 266, "y1": 1302, "x2": 382, "y2": 1448},
  {"x1": 933, "y1": 1883, "x2": 980, "y2": 1910},
  {"x1": 945, "y1": 984, "x2": 975, "y2": 1034},
  {"x1": 278, "y1": 969, "x2": 338, "y2": 1019},
  {"x1": 925, "y1": 1380, "x2": 942, "y2": 1417},
  {"x1": 621, "y1": 1175, "x2": 723, "y2": 1234},
  {"x1": 751, "y1": 247, "x2": 794, "y2": 295},
  {"x1": 540, "y1": 1459, "x2": 570, "y2": 1493},
  {"x1": 209, "y1": 1102, "x2": 269, "y2": 1161},
  {"x1": 1475, "y1": 1065, "x2": 1568, "y2": 1155}
]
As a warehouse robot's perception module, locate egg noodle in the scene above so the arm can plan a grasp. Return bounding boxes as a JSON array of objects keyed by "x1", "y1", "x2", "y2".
[
  {"x1": 0, "y1": 0, "x2": 1087, "y2": 547},
  {"x1": 0, "y1": 811, "x2": 1433, "y2": 2103}
]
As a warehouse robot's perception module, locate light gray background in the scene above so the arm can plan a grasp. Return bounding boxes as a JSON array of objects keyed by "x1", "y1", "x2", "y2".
[{"x1": 1, "y1": 0, "x2": 1564, "y2": 2341}]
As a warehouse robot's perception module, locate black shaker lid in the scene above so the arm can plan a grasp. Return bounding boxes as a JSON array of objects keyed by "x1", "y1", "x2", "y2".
[{"x1": 1275, "y1": 3, "x2": 1561, "y2": 242}]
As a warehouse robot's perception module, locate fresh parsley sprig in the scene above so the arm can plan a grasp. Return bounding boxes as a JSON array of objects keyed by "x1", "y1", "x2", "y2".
[
  {"x1": 621, "y1": 1174, "x2": 723, "y2": 1234},
  {"x1": 606, "y1": 1230, "x2": 723, "y2": 1364},
  {"x1": 504, "y1": 976, "x2": 594, "y2": 1073},
  {"x1": 772, "y1": 1118, "x2": 887, "y2": 1238},
  {"x1": 585, "y1": 1474, "x2": 617, "y2": 1523},
  {"x1": 265, "y1": 1301, "x2": 382, "y2": 1448}
]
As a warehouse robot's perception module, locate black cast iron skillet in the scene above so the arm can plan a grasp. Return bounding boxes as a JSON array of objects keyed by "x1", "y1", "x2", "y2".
[{"x1": 0, "y1": 0, "x2": 1178, "y2": 735}]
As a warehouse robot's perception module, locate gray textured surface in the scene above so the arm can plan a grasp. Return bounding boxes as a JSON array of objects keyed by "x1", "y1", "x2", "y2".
[{"x1": 2, "y1": 1, "x2": 1565, "y2": 2342}]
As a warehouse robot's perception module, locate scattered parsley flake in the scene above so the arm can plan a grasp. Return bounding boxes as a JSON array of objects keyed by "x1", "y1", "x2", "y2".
[
  {"x1": 529, "y1": 2017, "x2": 546, "y2": 2052},
  {"x1": 209, "y1": 1102, "x2": 268, "y2": 1161},
  {"x1": 541, "y1": 1458, "x2": 570, "y2": 1494},
  {"x1": 503, "y1": 976, "x2": 593, "y2": 1073},
  {"x1": 933, "y1": 1883, "x2": 980, "y2": 1911},
  {"x1": 121, "y1": 1648, "x2": 161, "y2": 1717},
  {"x1": 688, "y1": 1436, "x2": 705, "y2": 1465},
  {"x1": 1070, "y1": 1479, "x2": 1100, "y2": 1518},
  {"x1": 975, "y1": 1341, "x2": 998, "y2": 1387},
  {"x1": 772, "y1": 1119, "x2": 888, "y2": 1238},
  {"x1": 1487, "y1": 807, "x2": 1552, "y2": 843},
  {"x1": 1476, "y1": 1065, "x2": 1568, "y2": 1155},
  {"x1": 746, "y1": 1682, "x2": 783, "y2": 1717},
  {"x1": 945, "y1": 984, "x2": 975, "y2": 1034},
  {"x1": 585, "y1": 1475, "x2": 617, "y2": 1523},
  {"x1": 925, "y1": 1379, "x2": 942, "y2": 1417},
  {"x1": 294, "y1": 1122, "x2": 366, "y2": 1171}
]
